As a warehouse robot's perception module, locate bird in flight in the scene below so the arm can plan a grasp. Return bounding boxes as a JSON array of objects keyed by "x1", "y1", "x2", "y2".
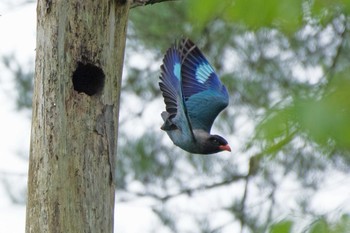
[{"x1": 159, "y1": 38, "x2": 231, "y2": 154}]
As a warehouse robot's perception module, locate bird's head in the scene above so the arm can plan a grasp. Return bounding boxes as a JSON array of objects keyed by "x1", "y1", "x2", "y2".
[{"x1": 203, "y1": 134, "x2": 231, "y2": 154}]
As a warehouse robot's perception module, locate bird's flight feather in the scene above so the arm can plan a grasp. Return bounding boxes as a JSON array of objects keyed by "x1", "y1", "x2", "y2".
[
  {"x1": 180, "y1": 39, "x2": 229, "y2": 132},
  {"x1": 159, "y1": 38, "x2": 229, "y2": 150},
  {"x1": 159, "y1": 45, "x2": 195, "y2": 140}
]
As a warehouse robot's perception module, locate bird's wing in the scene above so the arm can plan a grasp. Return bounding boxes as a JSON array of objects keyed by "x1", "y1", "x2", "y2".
[
  {"x1": 179, "y1": 38, "x2": 229, "y2": 132},
  {"x1": 159, "y1": 44, "x2": 195, "y2": 140}
]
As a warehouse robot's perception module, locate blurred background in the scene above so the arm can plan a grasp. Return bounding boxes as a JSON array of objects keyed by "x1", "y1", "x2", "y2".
[{"x1": 1, "y1": 0, "x2": 350, "y2": 232}]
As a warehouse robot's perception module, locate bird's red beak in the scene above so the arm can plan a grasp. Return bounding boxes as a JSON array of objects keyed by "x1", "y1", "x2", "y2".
[{"x1": 219, "y1": 144, "x2": 231, "y2": 152}]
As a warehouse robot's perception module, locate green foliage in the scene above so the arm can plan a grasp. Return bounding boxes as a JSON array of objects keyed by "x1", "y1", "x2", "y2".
[
  {"x1": 187, "y1": 0, "x2": 350, "y2": 33},
  {"x1": 333, "y1": 214, "x2": 350, "y2": 233},
  {"x1": 298, "y1": 73, "x2": 350, "y2": 149},
  {"x1": 257, "y1": 106, "x2": 295, "y2": 143},
  {"x1": 311, "y1": 0, "x2": 350, "y2": 24},
  {"x1": 310, "y1": 218, "x2": 330, "y2": 233},
  {"x1": 297, "y1": 215, "x2": 350, "y2": 233},
  {"x1": 188, "y1": 0, "x2": 303, "y2": 33},
  {"x1": 269, "y1": 220, "x2": 293, "y2": 233},
  {"x1": 257, "y1": 69, "x2": 350, "y2": 151}
]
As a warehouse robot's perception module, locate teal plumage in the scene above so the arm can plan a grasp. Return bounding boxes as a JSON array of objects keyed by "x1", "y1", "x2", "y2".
[{"x1": 159, "y1": 38, "x2": 231, "y2": 154}]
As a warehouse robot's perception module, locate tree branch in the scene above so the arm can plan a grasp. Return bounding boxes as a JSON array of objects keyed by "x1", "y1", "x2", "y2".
[
  {"x1": 239, "y1": 175, "x2": 250, "y2": 233},
  {"x1": 159, "y1": 174, "x2": 247, "y2": 202},
  {"x1": 119, "y1": 132, "x2": 297, "y2": 204},
  {"x1": 327, "y1": 18, "x2": 347, "y2": 81},
  {"x1": 130, "y1": 0, "x2": 179, "y2": 8},
  {"x1": 121, "y1": 174, "x2": 247, "y2": 202},
  {"x1": 318, "y1": 17, "x2": 348, "y2": 95},
  {"x1": 237, "y1": 131, "x2": 297, "y2": 232}
]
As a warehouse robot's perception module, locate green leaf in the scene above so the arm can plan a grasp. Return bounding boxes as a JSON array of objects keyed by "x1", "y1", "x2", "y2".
[
  {"x1": 256, "y1": 106, "x2": 295, "y2": 142},
  {"x1": 269, "y1": 220, "x2": 293, "y2": 233},
  {"x1": 187, "y1": 0, "x2": 303, "y2": 33},
  {"x1": 332, "y1": 214, "x2": 350, "y2": 233},
  {"x1": 311, "y1": 1, "x2": 350, "y2": 25},
  {"x1": 187, "y1": 0, "x2": 229, "y2": 29},
  {"x1": 310, "y1": 218, "x2": 330, "y2": 233},
  {"x1": 295, "y1": 70, "x2": 350, "y2": 150},
  {"x1": 187, "y1": 0, "x2": 350, "y2": 33}
]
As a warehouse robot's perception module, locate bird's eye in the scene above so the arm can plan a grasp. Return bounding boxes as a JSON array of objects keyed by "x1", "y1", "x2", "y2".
[{"x1": 210, "y1": 137, "x2": 219, "y2": 144}]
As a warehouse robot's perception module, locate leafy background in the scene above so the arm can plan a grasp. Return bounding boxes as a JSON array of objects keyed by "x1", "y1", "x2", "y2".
[{"x1": 1, "y1": 0, "x2": 350, "y2": 232}]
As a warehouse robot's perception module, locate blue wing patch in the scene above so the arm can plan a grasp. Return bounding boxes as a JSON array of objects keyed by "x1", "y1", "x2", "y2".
[
  {"x1": 195, "y1": 63, "x2": 214, "y2": 84},
  {"x1": 159, "y1": 42, "x2": 196, "y2": 140},
  {"x1": 159, "y1": 46, "x2": 182, "y2": 119},
  {"x1": 179, "y1": 39, "x2": 224, "y2": 98},
  {"x1": 174, "y1": 63, "x2": 181, "y2": 80},
  {"x1": 179, "y1": 38, "x2": 229, "y2": 132}
]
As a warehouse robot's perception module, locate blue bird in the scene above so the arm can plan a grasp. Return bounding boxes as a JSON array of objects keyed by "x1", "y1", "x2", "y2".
[{"x1": 159, "y1": 38, "x2": 231, "y2": 154}]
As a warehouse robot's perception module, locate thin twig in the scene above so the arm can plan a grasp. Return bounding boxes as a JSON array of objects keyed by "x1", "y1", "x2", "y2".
[
  {"x1": 123, "y1": 174, "x2": 247, "y2": 202},
  {"x1": 238, "y1": 131, "x2": 296, "y2": 232},
  {"x1": 239, "y1": 175, "x2": 250, "y2": 233},
  {"x1": 326, "y1": 18, "x2": 348, "y2": 82},
  {"x1": 319, "y1": 17, "x2": 348, "y2": 96},
  {"x1": 264, "y1": 180, "x2": 277, "y2": 232},
  {"x1": 130, "y1": 0, "x2": 179, "y2": 9}
]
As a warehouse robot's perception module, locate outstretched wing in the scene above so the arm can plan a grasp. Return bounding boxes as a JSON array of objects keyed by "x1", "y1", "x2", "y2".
[
  {"x1": 159, "y1": 46, "x2": 182, "y2": 120},
  {"x1": 159, "y1": 43, "x2": 195, "y2": 139},
  {"x1": 179, "y1": 38, "x2": 229, "y2": 132}
]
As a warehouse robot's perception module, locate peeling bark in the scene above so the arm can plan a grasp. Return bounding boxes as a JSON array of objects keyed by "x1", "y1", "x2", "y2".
[{"x1": 26, "y1": 0, "x2": 129, "y2": 232}]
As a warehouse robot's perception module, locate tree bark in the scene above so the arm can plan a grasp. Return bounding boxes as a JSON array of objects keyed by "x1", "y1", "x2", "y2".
[{"x1": 26, "y1": 0, "x2": 129, "y2": 232}]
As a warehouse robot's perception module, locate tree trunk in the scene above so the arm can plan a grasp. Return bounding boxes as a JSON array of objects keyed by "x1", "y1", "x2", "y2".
[{"x1": 26, "y1": 0, "x2": 129, "y2": 232}]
